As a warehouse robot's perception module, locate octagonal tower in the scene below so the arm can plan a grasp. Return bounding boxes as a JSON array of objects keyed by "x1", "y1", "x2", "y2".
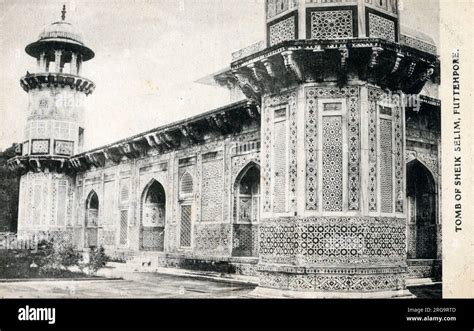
[
  {"x1": 230, "y1": 0, "x2": 437, "y2": 296},
  {"x1": 10, "y1": 6, "x2": 95, "y2": 240}
]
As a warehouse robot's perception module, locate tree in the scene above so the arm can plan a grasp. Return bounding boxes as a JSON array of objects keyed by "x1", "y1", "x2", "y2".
[{"x1": 0, "y1": 143, "x2": 20, "y2": 232}]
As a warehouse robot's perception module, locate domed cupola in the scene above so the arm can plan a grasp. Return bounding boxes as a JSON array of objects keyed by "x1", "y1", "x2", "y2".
[{"x1": 23, "y1": 5, "x2": 94, "y2": 77}]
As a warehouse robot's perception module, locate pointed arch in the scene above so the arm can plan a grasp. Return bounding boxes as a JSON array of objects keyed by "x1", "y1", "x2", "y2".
[
  {"x1": 406, "y1": 159, "x2": 438, "y2": 259},
  {"x1": 232, "y1": 161, "x2": 260, "y2": 257},
  {"x1": 233, "y1": 161, "x2": 260, "y2": 223},
  {"x1": 140, "y1": 179, "x2": 166, "y2": 251},
  {"x1": 179, "y1": 171, "x2": 194, "y2": 197},
  {"x1": 84, "y1": 190, "x2": 99, "y2": 247},
  {"x1": 86, "y1": 190, "x2": 99, "y2": 210}
]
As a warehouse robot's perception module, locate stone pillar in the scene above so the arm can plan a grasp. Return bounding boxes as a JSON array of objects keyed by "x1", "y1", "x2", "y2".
[
  {"x1": 71, "y1": 52, "x2": 78, "y2": 75},
  {"x1": 38, "y1": 52, "x2": 46, "y2": 72},
  {"x1": 54, "y1": 50, "x2": 62, "y2": 73},
  {"x1": 77, "y1": 54, "x2": 82, "y2": 75}
]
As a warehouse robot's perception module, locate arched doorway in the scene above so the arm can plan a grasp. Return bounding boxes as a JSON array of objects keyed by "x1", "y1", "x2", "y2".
[
  {"x1": 407, "y1": 160, "x2": 437, "y2": 259},
  {"x1": 232, "y1": 163, "x2": 260, "y2": 257},
  {"x1": 140, "y1": 180, "x2": 166, "y2": 251},
  {"x1": 85, "y1": 190, "x2": 99, "y2": 248}
]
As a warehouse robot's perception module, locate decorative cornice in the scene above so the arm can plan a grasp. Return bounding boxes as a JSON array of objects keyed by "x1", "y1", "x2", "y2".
[
  {"x1": 20, "y1": 72, "x2": 95, "y2": 95},
  {"x1": 229, "y1": 38, "x2": 439, "y2": 103},
  {"x1": 7, "y1": 100, "x2": 260, "y2": 174}
]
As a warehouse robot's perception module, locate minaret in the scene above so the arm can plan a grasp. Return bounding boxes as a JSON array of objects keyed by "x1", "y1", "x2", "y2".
[
  {"x1": 230, "y1": 0, "x2": 437, "y2": 296},
  {"x1": 9, "y1": 6, "x2": 95, "y2": 240}
]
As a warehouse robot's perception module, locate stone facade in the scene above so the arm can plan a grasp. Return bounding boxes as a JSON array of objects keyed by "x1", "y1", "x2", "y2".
[{"x1": 8, "y1": 1, "x2": 441, "y2": 296}]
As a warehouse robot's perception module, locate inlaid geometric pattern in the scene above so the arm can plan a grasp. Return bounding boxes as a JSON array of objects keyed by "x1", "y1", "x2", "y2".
[
  {"x1": 262, "y1": 106, "x2": 273, "y2": 213},
  {"x1": 259, "y1": 217, "x2": 406, "y2": 265},
  {"x1": 347, "y1": 95, "x2": 360, "y2": 210},
  {"x1": 310, "y1": 10, "x2": 353, "y2": 39},
  {"x1": 260, "y1": 271, "x2": 404, "y2": 292},
  {"x1": 232, "y1": 223, "x2": 257, "y2": 257},
  {"x1": 180, "y1": 205, "x2": 192, "y2": 247},
  {"x1": 201, "y1": 160, "x2": 223, "y2": 221},
  {"x1": 31, "y1": 139, "x2": 49, "y2": 154},
  {"x1": 194, "y1": 223, "x2": 231, "y2": 256},
  {"x1": 141, "y1": 227, "x2": 164, "y2": 251},
  {"x1": 314, "y1": 274, "x2": 403, "y2": 292},
  {"x1": 368, "y1": 13, "x2": 396, "y2": 42},
  {"x1": 416, "y1": 224, "x2": 437, "y2": 259},
  {"x1": 380, "y1": 118, "x2": 393, "y2": 213},
  {"x1": 269, "y1": 15, "x2": 296, "y2": 46},
  {"x1": 322, "y1": 116, "x2": 343, "y2": 212},
  {"x1": 288, "y1": 96, "x2": 298, "y2": 211},
  {"x1": 401, "y1": 34, "x2": 437, "y2": 54},
  {"x1": 394, "y1": 105, "x2": 404, "y2": 213},
  {"x1": 305, "y1": 87, "x2": 360, "y2": 211},
  {"x1": 368, "y1": 87, "x2": 383, "y2": 211},
  {"x1": 54, "y1": 140, "x2": 73, "y2": 156}
]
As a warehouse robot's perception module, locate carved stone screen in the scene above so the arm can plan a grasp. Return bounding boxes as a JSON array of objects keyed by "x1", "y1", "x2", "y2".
[
  {"x1": 269, "y1": 14, "x2": 296, "y2": 46},
  {"x1": 309, "y1": 9, "x2": 354, "y2": 39},
  {"x1": 322, "y1": 116, "x2": 343, "y2": 212},
  {"x1": 180, "y1": 205, "x2": 192, "y2": 247},
  {"x1": 119, "y1": 209, "x2": 128, "y2": 245},
  {"x1": 367, "y1": 12, "x2": 396, "y2": 41},
  {"x1": 31, "y1": 139, "x2": 49, "y2": 154},
  {"x1": 54, "y1": 140, "x2": 74, "y2": 156}
]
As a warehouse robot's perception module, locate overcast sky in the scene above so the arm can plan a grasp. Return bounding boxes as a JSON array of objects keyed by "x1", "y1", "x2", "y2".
[{"x1": 0, "y1": 0, "x2": 439, "y2": 151}]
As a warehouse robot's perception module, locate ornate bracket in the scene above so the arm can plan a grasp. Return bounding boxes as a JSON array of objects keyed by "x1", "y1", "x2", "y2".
[
  {"x1": 369, "y1": 47, "x2": 384, "y2": 68},
  {"x1": 261, "y1": 58, "x2": 276, "y2": 78},
  {"x1": 391, "y1": 52, "x2": 405, "y2": 73},
  {"x1": 338, "y1": 46, "x2": 350, "y2": 69},
  {"x1": 282, "y1": 51, "x2": 303, "y2": 82}
]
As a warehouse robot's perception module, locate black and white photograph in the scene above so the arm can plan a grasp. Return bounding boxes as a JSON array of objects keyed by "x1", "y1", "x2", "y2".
[{"x1": 0, "y1": 0, "x2": 472, "y2": 329}]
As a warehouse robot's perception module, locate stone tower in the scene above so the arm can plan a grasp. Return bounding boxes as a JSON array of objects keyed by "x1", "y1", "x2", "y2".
[
  {"x1": 229, "y1": 0, "x2": 437, "y2": 296},
  {"x1": 11, "y1": 6, "x2": 95, "y2": 239}
]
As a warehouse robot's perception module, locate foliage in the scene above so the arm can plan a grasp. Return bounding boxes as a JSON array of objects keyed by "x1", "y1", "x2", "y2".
[
  {"x1": 85, "y1": 246, "x2": 108, "y2": 276},
  {"x1": 58, "y1": 244, "x2": 83, "y2": 269},
  {"x1": 0, "y1": 238, "x2": 87, "y2": 279},
  {"x1": 0, "y1": 144, "x2": 20, "y2": 232}
]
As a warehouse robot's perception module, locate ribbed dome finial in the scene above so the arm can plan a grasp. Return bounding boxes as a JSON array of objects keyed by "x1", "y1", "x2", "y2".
[{"x1": 61, "y1": 4, "x2": 66, "y2": 21}]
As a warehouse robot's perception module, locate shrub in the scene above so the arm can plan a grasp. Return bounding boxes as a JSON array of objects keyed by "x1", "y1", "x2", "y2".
[
  {"x1": 85, "y1": 246, "x2": 108, "y2": 276},
  {"x1": 58, "y1": 244, "x2": 83, "y2": 269}
]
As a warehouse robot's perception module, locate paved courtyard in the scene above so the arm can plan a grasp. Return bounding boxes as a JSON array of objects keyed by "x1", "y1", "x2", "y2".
[
  {"x1": 0, "y1": 269, "x2": 441, "y2": 299},
  {"x1": 0, "y1": 272, "x2": 257, "y2": 299}
]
